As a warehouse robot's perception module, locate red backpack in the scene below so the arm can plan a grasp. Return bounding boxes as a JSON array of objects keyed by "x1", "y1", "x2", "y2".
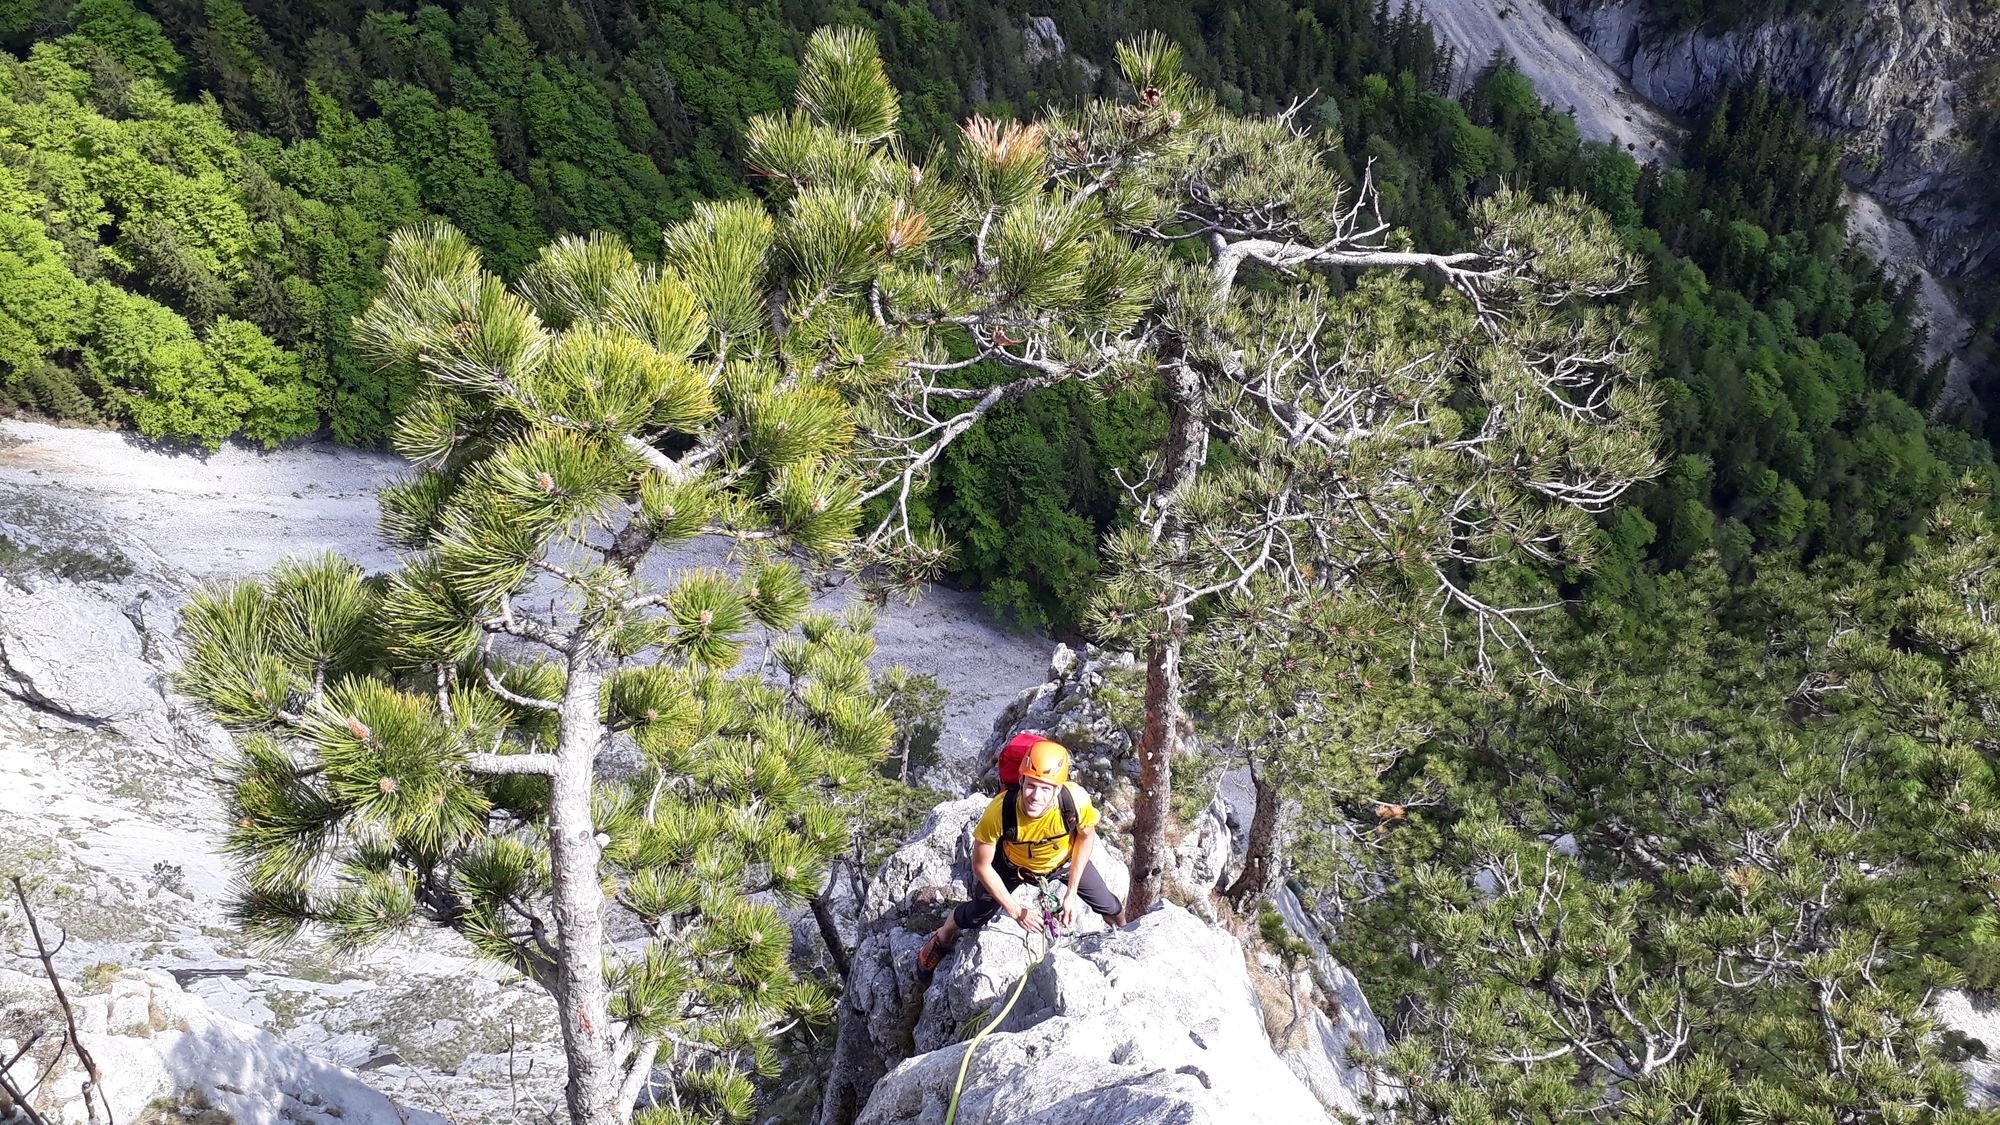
[{"x1": 996, "y1": 732, "x2": 1080, "y2": 844}]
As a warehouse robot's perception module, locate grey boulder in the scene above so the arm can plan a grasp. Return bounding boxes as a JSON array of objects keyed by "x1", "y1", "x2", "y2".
[{"x1": 857, "y1": 907, "x2": 1345, "y2": 1125}]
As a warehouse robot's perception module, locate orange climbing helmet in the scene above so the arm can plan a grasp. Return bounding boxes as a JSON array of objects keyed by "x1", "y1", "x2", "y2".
[{"x1": 1016, "y1": 739, "x2": 1070, "y2": 786}]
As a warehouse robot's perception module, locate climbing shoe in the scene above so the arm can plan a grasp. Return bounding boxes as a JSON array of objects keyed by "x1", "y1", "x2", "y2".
[{"x1": 917, "y1": 928, "x2": 954, "y2": 972}]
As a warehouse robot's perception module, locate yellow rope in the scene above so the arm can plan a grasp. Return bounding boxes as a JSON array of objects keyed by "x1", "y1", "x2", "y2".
[{"x1": 942, "y1": 881, "x2": 1062, "y2": 1125}]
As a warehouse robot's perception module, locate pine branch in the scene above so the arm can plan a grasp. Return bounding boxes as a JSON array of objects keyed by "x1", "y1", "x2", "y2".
[
  {"x1": 616, "y1": 1040, "x2": 662, "y2": 1118},
  {"x1": 482, "y1": 667, "x2": 561, "y2": 712},
  {"x1": 466, "y1": 752, "x2": 560, "y2": 776},
  {"x1": 9, "y1": 877, "x2": 113, "y2": 1125},
  {"x1": 1213, "y1": 239, "x2": 1497, "y2": 303},
  {"x1": 624, "y1": 419, "x2": 740, "y2": 486},
  {"x1": 481, "y1": 597, "x2": 571, "y2": 652},
  {"x1": 857, "y1": 368, "x2": 1070, "y2": 503}
]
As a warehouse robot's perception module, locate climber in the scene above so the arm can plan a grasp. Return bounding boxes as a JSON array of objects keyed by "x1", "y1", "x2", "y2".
[{"x1": 918, "y1": 736, "x2": 1125, "y2": 971}]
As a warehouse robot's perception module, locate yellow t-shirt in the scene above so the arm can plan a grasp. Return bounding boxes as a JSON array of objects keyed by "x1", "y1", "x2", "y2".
[{"x1": 972, "y1": 783, "x2": 1098, "y2": 874}]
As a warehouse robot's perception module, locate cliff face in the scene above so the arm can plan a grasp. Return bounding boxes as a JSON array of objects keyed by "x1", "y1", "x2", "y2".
[{"x1": 1550, "y1": 0, "x2": 2000, "y2": 281}]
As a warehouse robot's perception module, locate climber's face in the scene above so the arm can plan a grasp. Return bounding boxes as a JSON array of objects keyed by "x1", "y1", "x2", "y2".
[{"x1": 1019, "y1": 776, "x2": 1059, "y2": 818}]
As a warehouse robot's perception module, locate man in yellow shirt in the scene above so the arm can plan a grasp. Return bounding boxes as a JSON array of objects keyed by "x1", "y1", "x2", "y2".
[{"x1": 918, "y1": 738, "x2": 1125, "y2": 971}]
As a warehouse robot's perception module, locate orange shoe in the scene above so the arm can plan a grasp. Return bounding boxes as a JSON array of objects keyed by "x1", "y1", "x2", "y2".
[{"x1": 917, "y1": 928, "x2": 955, "y2": 972}]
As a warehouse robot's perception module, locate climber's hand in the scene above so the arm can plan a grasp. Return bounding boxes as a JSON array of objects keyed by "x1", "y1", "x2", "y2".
[
  {"x1": 1059, "y1": 891, "x2": 1082, "y2": 929},
  {"x1": 1011, "y1": 902, "x2": 1045, "y2": 933}
]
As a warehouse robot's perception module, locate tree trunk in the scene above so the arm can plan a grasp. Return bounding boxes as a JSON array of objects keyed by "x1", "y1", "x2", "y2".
[
  {"x1": 1129, "y1": 631, "x2": 1184, "y2": 917},
  {"x1": 1225, "y1": 765, "x2": 1281, "y2": 906},
  {"x1": 811, "y1": 862, "x2": 852, "y2": 978},
  {"x1": 1127, "y1": 353, "x2": 1207, "y2": 919},
  {"x1": 548, "y1": 653, "x2": 621, "y2": 1124}
]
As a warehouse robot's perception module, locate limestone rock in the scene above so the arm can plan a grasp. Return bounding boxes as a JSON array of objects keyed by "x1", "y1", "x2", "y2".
[
  {"x1": 819, "y1": 793, "x2": 1132, "y2": 1124},
  {"x1": 817, "y1": 797, "x2": 987, "y2": 1125},
  {"x1": 983, "y1": 645, "x2": 1138, "y2": 762},
  {"x1": 1281, "y1": 967, "x2": 1395, "y2": 1118},
  {"x1": 912, "y1": 843, "x2": 1130, "y2": 1056},
  {"x1": 1413, "y1": 0, "x2": 1992, "y2": 402},
  {"x1": 1018, "y1": 15, "x2": 1102, "y2": 79},
  {"x1": 864, "y1": 796, "x2": 989, "y2": 920},
  {"x1": 1552, "y1": 0, "x2": 1999, "y2": 292},
  {"x1": 1170, "y1": 792, "x2": 1235, "y2": 897},
  {"x1": 1269, "y1": 884, "x2": 1397, "y2": 1116},
  {"x1": 1022, "y1": 15, "x2": 1067, "y2": 66},
  {"x1": 1932, "y1": 989, "x2": 2000, "y2": 1106},
  {"x1": 975, "y1": 644, "x2": 1152, "y2": 827},
  {"x1": 856, "y1": 908, "x2": 1349, "y2": 1125},
  {"x1": 0, "y1": 967, "x2": 445, "y2": 1124},
  {"x1": 815, "y1": 783, "x2": 1386, "y2": 1125},
  {"x1": 0, "y1": 578, "x2": 165, "y2": 741},
  {"x1": 1410, "y1": 0, "x2": 1680, "y2": 157}
]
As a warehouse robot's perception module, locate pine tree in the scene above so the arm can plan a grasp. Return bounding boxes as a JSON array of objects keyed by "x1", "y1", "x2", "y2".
[
  {"x1": 1309, "y1": 515, "x2": 2000, "y2": 1119},
  {"x1": 850, "y1": 36, "x2": 1660, "y2": 914},
  {"x1": 174, "y1": 31, "x2": 943, "y2": 1123},
  {"x1": 1834, "y1": 476, "x2": 2000, "y2": 987},
  {"x1": 176, "y1": 42, "x2": 1666, "y2": 1121}
]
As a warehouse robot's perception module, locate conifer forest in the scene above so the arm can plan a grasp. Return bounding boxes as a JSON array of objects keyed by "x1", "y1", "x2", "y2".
[{"x1": 2, "y1": 0, "x2": 2000, "y2": 1122}]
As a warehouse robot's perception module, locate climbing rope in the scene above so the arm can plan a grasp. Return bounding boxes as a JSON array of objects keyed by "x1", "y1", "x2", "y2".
[{"x1": 942, "y1": 878, "x2": 1066, "y2": 1125}]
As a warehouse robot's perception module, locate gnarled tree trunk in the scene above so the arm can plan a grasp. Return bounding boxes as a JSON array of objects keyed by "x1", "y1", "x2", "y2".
[
  {"x1": 548, "y1": 652, "x2": 621, "y2": 1123},
  {"x1": 1127, "y1": 352, "x2": 1208, "y2": 919},
  {"x1": 1131, "y1": 632, "x2": 1187, "y2": 917},
  {"x1": 1225, "y1": 763, "x2": 1281, "y2": 906}
]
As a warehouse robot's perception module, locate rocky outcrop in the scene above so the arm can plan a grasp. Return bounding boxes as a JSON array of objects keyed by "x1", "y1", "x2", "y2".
[
  {"x1": 1410, "y1": 0, "x2": 1682, "y2": 159},
  {"x1": 1022, "y1": 16, "x2": 1067, "y2": 67},
  {"x1": 1932, "y1": 990, "x2": 2000, "y2": 1107},
  {"x1": 1019, "y1": 15, "x2": 1102, "y2": 80},
  {"x1": 1549, "y1": 0, "x2": 2000, "y2": 283},
  {"x1": 814, "y1": 796, "x2": 1023, "y2": 1125},
  {"x1": 1268, "y1": 886, "x2": 1394, "y2": 1115},
  {"x1": 0, "y1": 966, "x2": 447, "y2": 1125},
  {"x1": 1172, "y1": 792, "x2": 1235, "y2": 900},
  {"x1": 971, "y1": 644, "x2": 1135, "y2": 788},
  {"x1": 856, "y1": 908, "x2": 1349, "y2": 1125},
  {"x1": 0, "y1": 579, "x2": 163, "y2": 737},
  {"x1": 814, "y1": 788, "x2": 1389, "y2": 1125},
  {"x1": 1418, "y1": 0, "x2": 1994, "y2": 398}
]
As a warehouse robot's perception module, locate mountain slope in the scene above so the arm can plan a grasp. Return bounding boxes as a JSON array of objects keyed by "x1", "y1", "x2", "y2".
[{"x1": 1412, "y1": 0, "x2": 1989, "y2": 406}]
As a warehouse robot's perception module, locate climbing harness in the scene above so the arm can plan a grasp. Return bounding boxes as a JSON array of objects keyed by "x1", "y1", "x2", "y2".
[{"x1": 943, "y1": 877, "x2": 1067, "y2": 1125}]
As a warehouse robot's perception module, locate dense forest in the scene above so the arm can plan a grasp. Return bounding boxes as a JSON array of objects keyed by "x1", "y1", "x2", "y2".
[
  {"x1": 9, "y1": 3, "x2": 2000, "y2": 1121},
  {"x1": 4, "y1": 0, "x2": 1986, "y2": 628},
  {"x1": 1637, "y1": 0, "x2": 2000, "y2": 373}
]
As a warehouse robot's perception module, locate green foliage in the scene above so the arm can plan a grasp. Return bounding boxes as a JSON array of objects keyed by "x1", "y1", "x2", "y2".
[
  {"x1": 58, "y1": 3, "x2": 1988, "y2": 1113},
  {"x1": 178, "y1": 204, "x2": 898, "y2": 1116},
  {"x1": 1607, "y1": 80, "x2": 1993, "y2": 572},
  {"x1": 0, "y1": 42, "x2": 332, "y2": 446},
  {"x1": 1456, "y1": 67, "x2": 1998, "y2": 597},
  {"x1": 898, "y1": 2, "x2": 1988, "y2": 625},
  {"x1": 920, "y1": 373, "x2": 1163, "y2": 631},
  {"x1": 1256, "y1": 902, "x2": 1312, "y2": 973},
  {"x1": 873, "y1": 667, "x2": 946, "y2": 783},
  {"x1": 7, "y1": 0, "x2": 1990, "y2": 570},
  {"x1": 1288, "y1": 494, "x2": 2000, "y2": 1118},
  {"x1": 0, "y1": 11, "x2": 462, "y2": 445}
]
